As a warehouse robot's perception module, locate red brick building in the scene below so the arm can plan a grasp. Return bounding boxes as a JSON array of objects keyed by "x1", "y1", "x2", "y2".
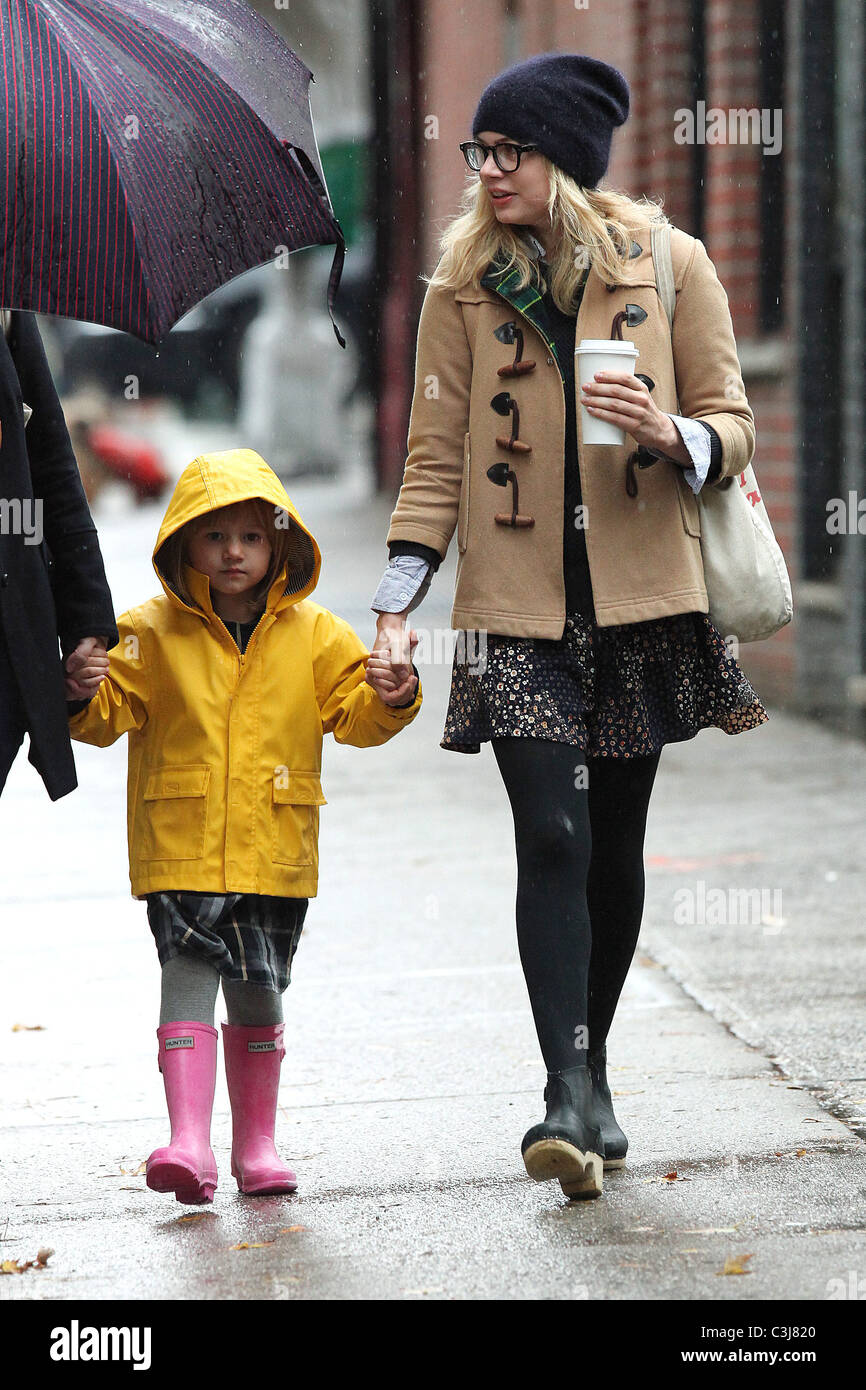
[{"x1": 370, "y1": 0, "x2": 864, "y2": 728}]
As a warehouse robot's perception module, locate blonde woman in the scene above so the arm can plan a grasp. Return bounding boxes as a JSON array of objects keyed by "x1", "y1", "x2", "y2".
[{"x1": 369, "y1": 53, "x2": 768, "y2": 1199}]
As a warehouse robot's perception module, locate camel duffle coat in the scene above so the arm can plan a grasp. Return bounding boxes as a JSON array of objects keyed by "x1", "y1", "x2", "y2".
[{"x1": 387, "y1": 216, "x2": 755, "y2": 639}]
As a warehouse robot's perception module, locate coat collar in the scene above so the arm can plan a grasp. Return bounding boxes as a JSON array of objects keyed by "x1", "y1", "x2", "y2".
[{"x1": 479, "y1": 231, "x2": 589, "y2": 367}]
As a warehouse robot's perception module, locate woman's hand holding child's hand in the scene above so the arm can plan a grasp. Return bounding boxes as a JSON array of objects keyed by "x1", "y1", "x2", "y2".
[
  {"x1": 64, "y1": 636, "x2": 110, "y2": 702},
  {"x1": 366, "y1": 626, "x2": 419, "y2": 706}
]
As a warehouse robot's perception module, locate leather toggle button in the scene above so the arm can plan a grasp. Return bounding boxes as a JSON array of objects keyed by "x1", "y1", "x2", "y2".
[
  {"x1": 490, "y1": 391, "x2": 532, "y2": 454},
  {"x1": 494, "y1": 321, "x2": 536, "y2": 377},
  {"x1": 487, "y1": 462, "x2": 535, "y2": 528},
  {"x1": 625, "y1": 452, "x2": 640, "y2": 497}
]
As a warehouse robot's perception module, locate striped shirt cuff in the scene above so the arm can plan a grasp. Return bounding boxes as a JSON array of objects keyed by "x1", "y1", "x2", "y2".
[{"x1": 371, "y1": 555, "x2": 432, "y2": 614}]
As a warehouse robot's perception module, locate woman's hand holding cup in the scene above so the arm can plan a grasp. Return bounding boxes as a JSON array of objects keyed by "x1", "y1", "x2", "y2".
[{"x1": 581, "y1": 369, "x2": 681, "y2": 455}]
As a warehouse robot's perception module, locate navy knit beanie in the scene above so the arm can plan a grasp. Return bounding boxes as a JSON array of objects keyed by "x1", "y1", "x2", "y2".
[{"x1": 472, "y1": 52, "x2": 630, "y2": 189}]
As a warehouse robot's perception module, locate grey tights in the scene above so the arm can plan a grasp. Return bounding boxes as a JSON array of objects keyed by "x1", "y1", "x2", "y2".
[{"x1": 159, "y1": 953, "x2": 284, "y2": 1027}]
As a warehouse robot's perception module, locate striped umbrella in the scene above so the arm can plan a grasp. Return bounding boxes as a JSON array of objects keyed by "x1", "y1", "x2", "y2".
[{"x1": 0, "y1": 0, "x2": 345, "y2": 344}]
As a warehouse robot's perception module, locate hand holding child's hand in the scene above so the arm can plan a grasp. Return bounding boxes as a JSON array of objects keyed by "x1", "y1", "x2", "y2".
[
  {"x1": 365, "y1": 629, "x2": 419, "y2": 706},
  {"x1": 65, "y1": 636, "x2": 110, "y2": 702}
]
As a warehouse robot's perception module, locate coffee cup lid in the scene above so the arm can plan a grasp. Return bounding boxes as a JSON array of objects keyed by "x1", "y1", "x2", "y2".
[{"x1": 575, "y1": 339, "x2": 639, "y2": 353}]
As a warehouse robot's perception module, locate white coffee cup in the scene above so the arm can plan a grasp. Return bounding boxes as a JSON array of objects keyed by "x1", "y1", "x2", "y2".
[{"x1": 575, "y1": 338, "x2": 640, "y2": 446}]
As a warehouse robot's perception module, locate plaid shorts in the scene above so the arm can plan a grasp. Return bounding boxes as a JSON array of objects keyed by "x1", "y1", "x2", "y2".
[{"x1": 146, "y1": 892, "x2": 309, "y2": 992}]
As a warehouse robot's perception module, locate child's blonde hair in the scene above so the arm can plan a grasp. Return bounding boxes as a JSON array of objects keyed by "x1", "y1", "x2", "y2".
[
  {"x1": 426, "y1": 158, "x2": 668, "y2": 312},
  {"x1": 156, "y1": 498, "x2": 313, "y2": 616}
]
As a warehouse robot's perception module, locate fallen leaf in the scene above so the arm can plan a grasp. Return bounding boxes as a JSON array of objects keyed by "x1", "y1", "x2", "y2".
[
  {"x1": 278, "y1": 1225, "x2": 307, "y2": 1234},
  {"x1": 11, "y1": 1024, "x2": 45, "y2": 1032},
  {"x1": 643, "y1": 1170, "x2": 691, "y2": 1185},
  {"x1": 795, "y1": 1148, "x2": 808, "y2": 1157},
  {"x1": 120, "y1": 1161, "x2": 147, "y2": 1176},
  {"x1": 229, "y1": 1241, "x2": 275, "y2": 1250},
  {"x1": 613, "y1": 1089, "x2": 644, "y2": 1096},
  {"x1": 716, "y1": 1254, "x2": 755, "y2": 1276},
  {"x1": 1, "y1": 1256, "x2": 44, "y2": 1275},
  {"x1": 177, "y1": 1213, "x2": 216, "y2": 1223},
  {"x1": 36, "y1": 1247, "x2": 54, "y2": 1266}
]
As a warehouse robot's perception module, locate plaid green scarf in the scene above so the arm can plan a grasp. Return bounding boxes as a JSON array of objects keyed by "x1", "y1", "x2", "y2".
[{"x1": 480, "y1": 256, "x2": 588, "y2": 371}]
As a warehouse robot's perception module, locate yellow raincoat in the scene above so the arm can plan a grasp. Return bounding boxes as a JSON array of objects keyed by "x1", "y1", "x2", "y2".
[{"x1": 69, "y1": 449, "x2": 422, "y2": 898}]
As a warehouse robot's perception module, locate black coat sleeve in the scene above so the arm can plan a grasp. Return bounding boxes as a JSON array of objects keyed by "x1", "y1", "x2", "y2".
[
  {"x1": 388, "y1": 540, "x2": 442, "y2": 572},
  {"x1": 10, "y1": 314, "x2": 118, "y2": 652},
  {"x1": 697, "y1": 421, "x2": 723, "y2": 482}
]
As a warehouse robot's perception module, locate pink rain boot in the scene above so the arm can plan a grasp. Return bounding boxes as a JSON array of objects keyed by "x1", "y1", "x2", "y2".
[
  {"x1": 146, "y1": 1021, "x2": 219, "y2": 1205},
  {"x1": 221, "y1": 1022, "x2": 298, "y2": 1195}
]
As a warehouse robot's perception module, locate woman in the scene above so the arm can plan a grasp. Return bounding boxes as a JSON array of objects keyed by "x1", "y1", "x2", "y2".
[{"x1": 369, "y1": 53, "x2": 768, "y2": 1199}]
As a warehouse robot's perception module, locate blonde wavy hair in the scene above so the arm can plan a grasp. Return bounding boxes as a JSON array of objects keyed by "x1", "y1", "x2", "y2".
[{"x1": 425, "y1": 156, "x2": 668, "y2": 314}]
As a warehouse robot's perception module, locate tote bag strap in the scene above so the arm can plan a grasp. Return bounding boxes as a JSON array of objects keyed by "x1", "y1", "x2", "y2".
[{"x1": 650, "y1": 222, "x2": 676, "y2": 330}]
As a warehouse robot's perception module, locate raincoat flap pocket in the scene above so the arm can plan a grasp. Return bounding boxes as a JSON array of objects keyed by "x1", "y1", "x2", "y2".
[
  {"x1": 273, "y1": 771, "x2": 327, "y2": 806},
  {"x1": 144, "y1": 766, "x2": 211, "y2": 801}
]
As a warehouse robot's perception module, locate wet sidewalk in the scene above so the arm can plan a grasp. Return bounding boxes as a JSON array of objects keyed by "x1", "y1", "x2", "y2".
[{"x1": 1, "y1": 463, "x2": 864, "y2": 1309}]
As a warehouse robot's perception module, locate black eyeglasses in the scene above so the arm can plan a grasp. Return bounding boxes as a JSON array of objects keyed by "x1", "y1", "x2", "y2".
[{"x1": 459, "y1": 140, "x2": 538, "y2": 173}]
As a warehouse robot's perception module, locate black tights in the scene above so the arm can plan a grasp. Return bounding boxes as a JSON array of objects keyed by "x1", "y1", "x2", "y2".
[{"x1": 492, "y1": 738, "x2": 661, "y2": 1073}]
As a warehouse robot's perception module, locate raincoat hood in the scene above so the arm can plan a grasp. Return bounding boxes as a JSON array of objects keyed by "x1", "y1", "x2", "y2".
[{"x1": 153, "y1": 449, "x2": 321, "y2": 615}]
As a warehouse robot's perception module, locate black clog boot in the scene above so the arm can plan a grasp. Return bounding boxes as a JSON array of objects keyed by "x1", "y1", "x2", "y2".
[
  {"x1": 521, "y1": 1064, "x2": 605, "y2": 1199},
  {"x1": 588, "y1": 1045, "x2": 628, "y2": 1170}
]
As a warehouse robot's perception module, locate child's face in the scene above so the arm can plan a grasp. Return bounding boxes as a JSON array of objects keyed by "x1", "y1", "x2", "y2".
[{"x1": 186, "y1": 504, "x2": 273, "y2": 608}]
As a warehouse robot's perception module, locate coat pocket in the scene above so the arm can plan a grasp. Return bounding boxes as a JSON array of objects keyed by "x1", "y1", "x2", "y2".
[
  {"x1": 457, "y1": 432, "x2": 471, "y2": 554},
  {"x1": 676, "y1": 475, "x2": 702, "y2": 538},
  {"x1": 271, "y1": 769, "x2": 327, "y2": 867},
  {"x1": 140, "y1": 765, "x2": 210, "y2": 861}
]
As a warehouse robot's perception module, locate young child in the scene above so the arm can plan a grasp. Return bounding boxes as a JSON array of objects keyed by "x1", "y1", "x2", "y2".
[{"x1": 67, "y1": 448, "x2": 421, "y2": 1204}]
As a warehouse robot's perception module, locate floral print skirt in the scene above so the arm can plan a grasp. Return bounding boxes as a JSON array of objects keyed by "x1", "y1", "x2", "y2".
[{"x1": 441, "y1": 611, "x2": 769, "y2": 756}]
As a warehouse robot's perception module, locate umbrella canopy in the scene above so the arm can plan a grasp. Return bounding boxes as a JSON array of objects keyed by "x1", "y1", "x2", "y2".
[{"x1": 0, "y1": 0, "x2": 345, "y2": 344}]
